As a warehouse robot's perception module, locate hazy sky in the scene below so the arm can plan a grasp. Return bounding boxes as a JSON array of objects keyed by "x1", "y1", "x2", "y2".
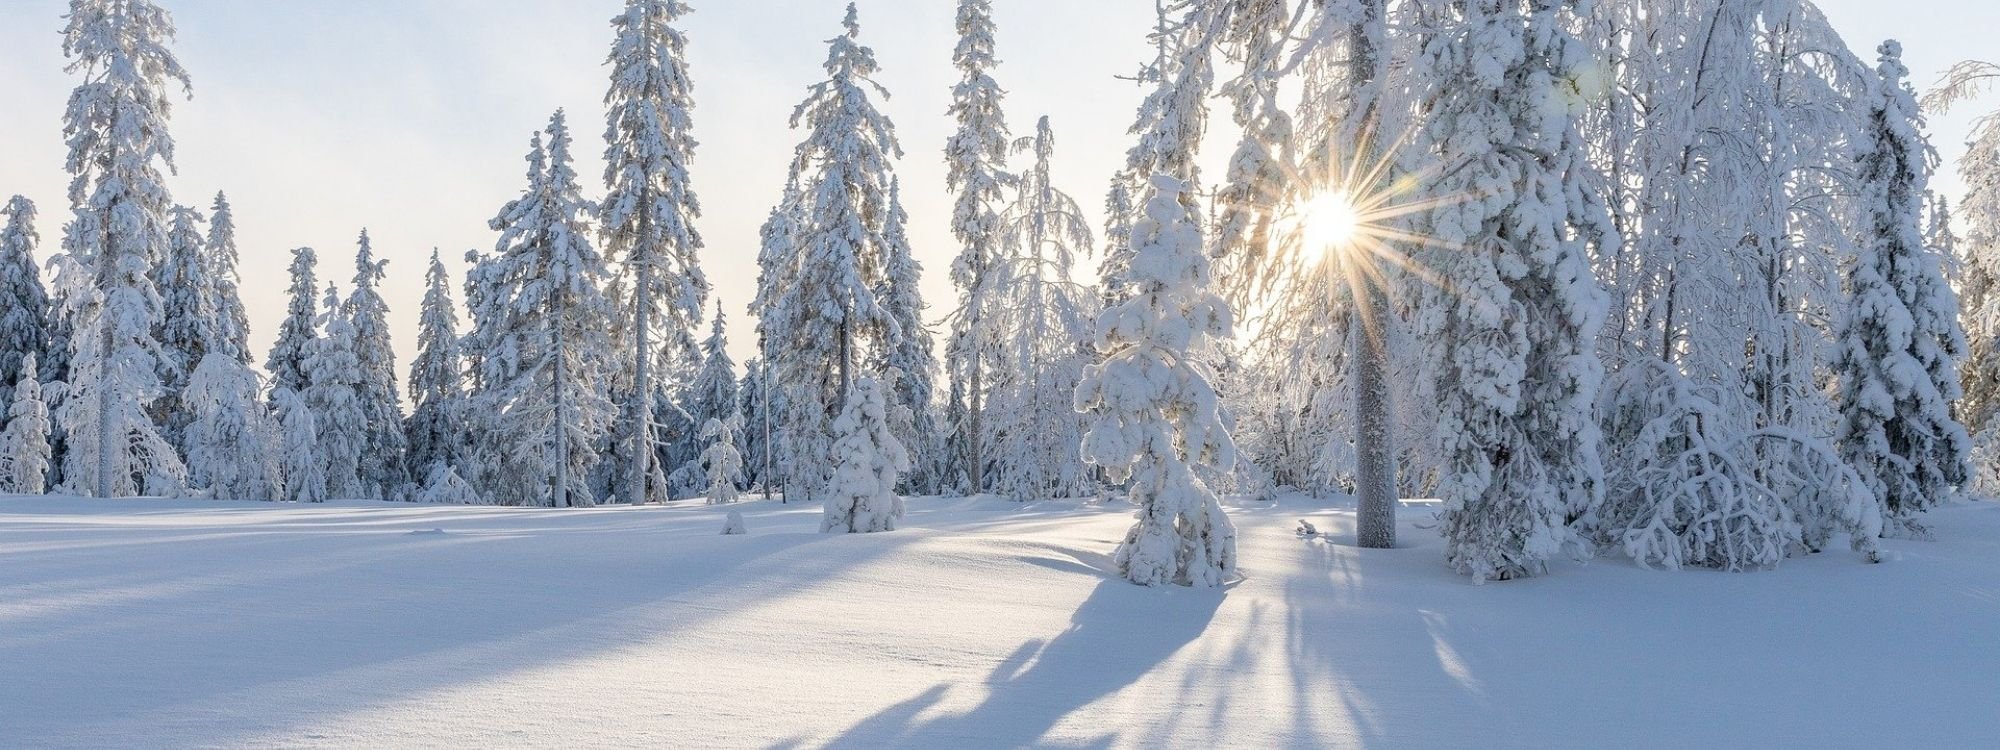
[{"x1": 1, "y1": 0, "x2": 1996, "y2": 372}]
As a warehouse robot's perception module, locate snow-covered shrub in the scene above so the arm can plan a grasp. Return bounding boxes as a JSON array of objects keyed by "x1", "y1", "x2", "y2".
[
  {"x1": 416, "y1": 461, "x2": 484, "y2": 505},
  {"x1": 821, "y1": 377, "x2": 909, "y2": 533},
  {"x1": 701, "y1": 416, "x2": 745, "y2": 505}
]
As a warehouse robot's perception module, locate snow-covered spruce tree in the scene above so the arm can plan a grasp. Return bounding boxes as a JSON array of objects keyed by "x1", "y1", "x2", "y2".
[
  {"x1": 1077, "y1": 175, "x2": 1237, "y2": 588},
  {"x1": 753, "y1": 4, "x2": 900, "y2": 503},
  {"x1": 182, "y1": 352, "x2": 278, "y2": 501},
  {"x1": 942, "y1": 0, "x2": 1012, "y2": 497},
  {"x1": 305, "y1": 283, "x2": 366, "y2": 499},
  {"x1": 0, "y1": 196, "x2": 50, "y2": 419},
  {"x1": 701, "y1": 415, "x2": 744, "y2": 504},
  {"x1": 272, "y1": 387, "x2": 324, "y2": 503},
  {"x1": 266, "y1": 247, "x2": 319, "y2": 407},
  {"x1": 987, "y1": 117, "x2": 1098, "y2": 501},
  {"x1": 600, "y1": 0, "x2": 709, "y2": 507},
  {"x1": 873, "y1": 178, "x2": 943, "y2": 495},
  {"x1": 153, "y1": 203, "x2": 209, "y2": 453},
  {"x1": 1836, "y1": 40, "x2": 1972, "y2": 534},
  {"x1": 682, "y1": 302, "x2": 739, "y2": 468},
  {"x1": 473, "y1": 113, "x2": 619, "y2": 507},
  {"x1": 53, "y1": 0, "x2": 191, "y2": 497},
  {"x1": 203, "y1": 191, "x2": 251, "y2": 365},
  {"x1": 821, "y1": 376, "x2": 909, "y2": 533},
  {"x1": 1101, "y1": 0, "x2": 1218, "y2": 306},
  {"x1": 1411, "y1": 0, "x2": 1609, "y2": 582},
  {"x1": 1926, "y1": 60, "x2": 2000, "y2": 488},
  {"x1": 0, "y1": 354, "x2": 53, "y2": 495},
  {"x1": 405, "y1": 250, "x2": 467, "y2": 487},
  {"x1": 344, "y1": 230, "x2": 408, "y2": 497}
]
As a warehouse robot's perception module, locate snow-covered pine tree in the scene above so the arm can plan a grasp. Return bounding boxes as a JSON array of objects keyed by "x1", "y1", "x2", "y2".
[
  {"x1": 203, "y1": 191, "x2": 251, "y2": 365},
  {"x1": 181, "y1": 352, "x2": 277, "y2": 500},
  {"x1": 988, "y1": 117, "x2": 1098, "y2": 501},
  {"x1": 683, "y1": 301, "x2": 739, "y2": 462},
  {"x1": 473, "y1": 113, "x2": 618, "y2": 507},
  {"x1": 821, "y1": 376, "x2": 909, "y2": 533},
  {"x1": 701, "y1": 415, "x2": 744, "y2": 504},
  {"x1": 153, "y1": 203, "x2": 209, "y2": 453},
  {"x1": 0, "y1": 196, "x2": 49, "y2": 419},
  {"x1": 754, "y1": 4, "x2": 901, "y2": 503},
  {"x1": 266, "y1": 247, "x2": 319, "y2": 407},
  {"x1": 0, "y1": 354, "x2": 52, "y2": 495},
  {"x1": 737, "y1": 356, "x2": 779, "y2": 494},
  {"x1": 1836, "y1": 40, "x2": 1972, "y2": 534},
  {"x1": 344, "y1": 230, "x2": 408, "y2": 497},
  {"x1": 273, "y1": 387, "x2": 324, "y2": 503},
  {"x1": 1101, "y1": 0, "x2": 1218, "y2": 305},
  {"x1": 601, "y1": 0, "x2": 710, "y2": 507},
  {"x1": 1412, "y1": 0, "x2": 1609, "y2": 582},
  {"x1": 874, "y1": 178, "x2": 943, "y2": 495},
  {"x1": 943, "y1": 0, "x2": 1012, "y2": 497},
  {"x1": 52, "y1": 0, "x2": 191, "y2": 497},
  {"x1": 305, "y1": 283, "x2": 366, "y2": 499},
  {"x1": 405, "y1": 250, "x2": 467, "y2": 488},
  {"x1": 1076, "y1": 175, "x2": 1237, "y2": 588}
]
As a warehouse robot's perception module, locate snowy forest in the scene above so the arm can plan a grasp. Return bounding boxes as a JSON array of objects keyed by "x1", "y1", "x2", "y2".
[
  {"x1": 5, "y1": 0, "x2": 2000, "y2": 585},
  {"x1": 9, "y1": 0, "x2": 2000, "y2": 746}
]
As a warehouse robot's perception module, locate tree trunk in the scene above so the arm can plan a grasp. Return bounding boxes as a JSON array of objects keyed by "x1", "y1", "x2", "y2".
[
  {"x1": 1353, "y1": 286, "x2": 1398, "y2": 548},
  {"x1": 554, "y1": 315, "x2": 570, "y2": 508},
  {"x1": 629, "y1": 197, "x2": 654, "y2": 506}
]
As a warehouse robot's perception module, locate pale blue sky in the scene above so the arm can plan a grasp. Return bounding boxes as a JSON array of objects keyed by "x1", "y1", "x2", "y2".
[{"x1": 0, "y1": 0, "x2": 1995, "y2": 368}]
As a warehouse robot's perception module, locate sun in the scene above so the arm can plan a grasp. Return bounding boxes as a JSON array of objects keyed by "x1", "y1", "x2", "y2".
[{"x1": 1295, "y1": 189, "x2": 1362, "y2": 258}]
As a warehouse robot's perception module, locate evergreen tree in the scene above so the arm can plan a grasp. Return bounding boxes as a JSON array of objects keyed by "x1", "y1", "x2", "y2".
[
  {"x1": 1414, "y1": 0, "x2": 1610, "y2": 582},
  {"x1": 753, "y1": 4, "x2": 901, "y2": 503},
  {"x1": 737, "y1": 356, "x2": 779, "y2": 494},
  {"x1": 416, "y1": 461, "x2": 484, "y2": 505},
  {"x1": 821, "y1": 377, "x2": 908, "y2": 533},
  {"x1": 0, "y1": 354, "x2": 52, "y2": 495},
  {"x1": 305, "y1": 283, "x2": 366, "y2": 499},
  {"x1": 1076, "y1": 175, "x2": 1237, "y2": 588},
  {"x1": 0, "y1": 196, "x2": 49, "y2": 418},
  {"x1": 344, "y1": 230, "x2": 409, "y2": 496},
  {"x1": 701, "y1": 415, "x2": 744, "y2": 504},
  {"x1": 988, "y1": 117, "x2": 1097, "y2": 501},
  {"x1": 874, "y1": 178, "x2": 942, "y2": 495},
  {"x1": 1836, "y1": 40, "x2": 1972, "y2": 533},
  {"x1": 405, "y1": 250, "x2": 467, "y2": 485},
  {"x1": 684, "y1": 302, "x2": 739, "y2": 455},
  {"x1": 1100, "y1": 0, "x2": 1217, "y2": 305},
  {"x1": 52, "y1": 0, "x2": 192, "y2": 497},
  {"x1": 273, "y1": 387, "x2": 324, "y2": 503},
  {"x1": 182, "y1": 352, "x2": 277, "y2": 501},
  {"x1": 266, "y1": 247, "x2": 319, "y2": 406},
  {"x1": 153, "y1": 203, "x2": 209, "y2": 453},
  {"x1": 601, "y1": 0, "x2": 709, "y2": 507},
  {"x1": 204, "y1": 191, "x2": 251, "y2": 365},
  {"x1": 471, "y1": 113, "x2": 618, "y2": 507},
  {"x1": 943, "y1": 0, "x2": 1012, "y2": 497}
]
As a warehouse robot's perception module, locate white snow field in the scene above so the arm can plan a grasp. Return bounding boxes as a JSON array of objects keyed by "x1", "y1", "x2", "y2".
[{"x1": 4, "y1": 494, "x2": 1998, "y2": 749}]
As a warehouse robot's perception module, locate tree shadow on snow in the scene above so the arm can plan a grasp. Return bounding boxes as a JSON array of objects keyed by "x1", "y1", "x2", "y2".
[{"x1": 825, "y1": 577, "x2": 1224, "y2": 749}]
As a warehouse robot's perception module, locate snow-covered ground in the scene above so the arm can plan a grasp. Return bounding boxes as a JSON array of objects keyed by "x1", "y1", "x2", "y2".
[{"x1": 4, "y1": 493, "x2": 1997, "y2": 749}]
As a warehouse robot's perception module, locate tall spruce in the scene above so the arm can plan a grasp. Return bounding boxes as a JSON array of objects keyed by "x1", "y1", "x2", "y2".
[
  {"x1": 305, "y1": 283, "x2": 366, "y2": 499},
  {"x1": 752, "y1": 4, "x2": 901, "y2": 502},
  {"x1": 406, "y1": 250, "x2": 467, "y2": 482},
  {"x1": 204, "y1": 191, "x2": 250, "y2": 364},
  {"x1": 153, "y1": 203, "x2": 209, "y2": 453},
  {"x1": 52, "y1": 0, "x2": 192, "y2": 497},
  {"x1": 943, "y1": 0, "x2": 1011, "y2": 496},
  {"x1": 473, "y1": 113, "x2": 618, "y2": 507},
  {"x1": 344, "y1": 230, "x2": 408, "y2": 496},
  {"x1": 1836, "y1": 40, "x2": 1972, "y2": 533},
  {"x1": 601, "y1": 0, "x2": 709, "y2": 505}
]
